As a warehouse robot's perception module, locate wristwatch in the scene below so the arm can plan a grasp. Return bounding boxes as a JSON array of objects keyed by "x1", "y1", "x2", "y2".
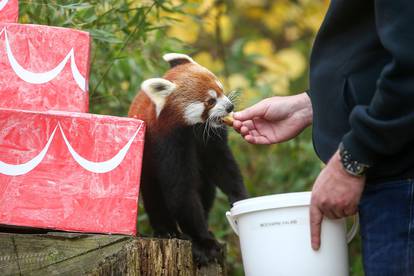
[{"x1": 338, "y1": 142, "x2": 370, "y2": 177}]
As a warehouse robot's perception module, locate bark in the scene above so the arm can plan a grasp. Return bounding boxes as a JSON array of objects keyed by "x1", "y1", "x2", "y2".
[{"x1": 0, "y1": 233, "x2": 226, "y2": 276}]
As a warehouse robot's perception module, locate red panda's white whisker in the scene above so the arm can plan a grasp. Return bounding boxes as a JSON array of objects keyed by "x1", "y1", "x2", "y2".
[
  {"x1": 227, "y1": 90, "x2": 241, "y2": 105},
  {"x1": 203, "y1": 117, "x2": 212, "y2": 143}
]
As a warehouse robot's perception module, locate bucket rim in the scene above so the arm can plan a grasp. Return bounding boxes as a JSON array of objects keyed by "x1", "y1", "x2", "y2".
[{"x1": 229, "y1": 191, "x2": 312, "y2": 217}]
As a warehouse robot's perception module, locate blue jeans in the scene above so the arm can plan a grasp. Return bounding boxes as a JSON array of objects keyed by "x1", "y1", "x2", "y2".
[{"x1": 359, "y1": 179, "x2": 414, "y2": 276}]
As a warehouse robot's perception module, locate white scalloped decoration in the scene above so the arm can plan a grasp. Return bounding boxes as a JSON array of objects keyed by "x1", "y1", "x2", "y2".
[
  {"x1": 59, "y1": 123, "x2": 143, "y2": 173},
  {"x1": 0, "y1": 27, "x2": 87, "y2": 92},
  {"x1": 0, "y1": 123, "x2": 143, "y2": 176},
  {"x1": 0, "y1": 0, "x2": 9, "y2": 11},
  {"x1": 0, "y1": 125, "x2": 58, "y2": 176}
]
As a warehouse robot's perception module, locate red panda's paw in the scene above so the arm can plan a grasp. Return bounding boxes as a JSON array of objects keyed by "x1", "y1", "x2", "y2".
[
  {"x1": 192, "y1": 237, "x2": 224, "y2": 266},
  {"x1": 153, "y1": 231, "x2": 179, "y2": 239},
  {"x1": 206, "y1": 238, "x2": 225, "y2": 263},
  {"x1": 192, "y1": 244, "x2": 210, "y2": 266}
]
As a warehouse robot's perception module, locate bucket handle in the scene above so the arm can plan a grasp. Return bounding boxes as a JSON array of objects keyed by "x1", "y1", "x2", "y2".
[
  {"x1": 347, "y1": 214, "x2": 359, "y2": 243},
  {"x1": 226, "y1": 211, "x2": 239, "y2": 236}
]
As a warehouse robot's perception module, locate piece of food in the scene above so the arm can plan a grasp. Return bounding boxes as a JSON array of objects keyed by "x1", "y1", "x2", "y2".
[{"x1": 222, "y1": 112, "x2": 234, "y2": 126}]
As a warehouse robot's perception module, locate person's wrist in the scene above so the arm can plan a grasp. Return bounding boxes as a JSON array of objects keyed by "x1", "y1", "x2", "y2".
[{"x1": 293, "y1": 92, "x2": 313, "y2": 126}]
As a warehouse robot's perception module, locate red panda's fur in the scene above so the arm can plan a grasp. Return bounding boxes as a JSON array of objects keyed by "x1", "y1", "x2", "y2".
[
  {"x1": 128, "y1": 54, "x2": 247, "y2": 265},
  {"x1": 129, "y1": 61, "x2": 225, "y2": 135}
]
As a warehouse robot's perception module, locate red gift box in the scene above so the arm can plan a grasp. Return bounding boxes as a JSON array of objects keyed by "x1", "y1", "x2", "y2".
[
  {"x1": 0, "y1": 23, "x2": 91, "y2": 112},
  {"x1": 0, "y1": 0, "x2": 18, "y2": 23},
  {"x1": 0, "y1": 108, "x2": 145, "y2": 235}
]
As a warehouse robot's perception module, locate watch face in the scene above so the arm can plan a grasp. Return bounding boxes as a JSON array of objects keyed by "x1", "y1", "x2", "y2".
[
  {"x1": 345, "y1": 161, "x2": 366, "y2": 176},
  {"x1": 339, "y1": 143, "x2": 369, "y2": 177}
]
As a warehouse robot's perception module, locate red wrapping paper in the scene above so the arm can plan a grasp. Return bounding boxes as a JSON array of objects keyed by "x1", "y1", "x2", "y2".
[
  {"x1": 0, "y1": 0, "x2": 18, "y2": 23},
  {"x1": 0, "y1": 108, "x2": 145, "y2": 235},
  {"x1": 0, "y1": 23, "x2": 91, "y2": 112}
]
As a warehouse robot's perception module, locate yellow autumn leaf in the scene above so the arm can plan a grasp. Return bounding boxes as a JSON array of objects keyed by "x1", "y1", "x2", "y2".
[
  {"x1": 167, "y1": 14, "x2": 200, "y2": 44},
  {"x1": 254, "y1": 56, "x2": 286, "y2": 74},
  {"x1": 263, "y1": 15, "x2": 282, "y2": 32},
  {"x1": 235, "y1": 0, "x2": 267, "y2": 9},
  {"x1": 193, "y1": 52, "x2": 224, "y2": 73},
  {"x1": 198, "y1": 0, "x2": 215, "y2": 15},
  {"x1": 239, "y1": 87, "x2": 262, "y2": 108},
  {"x1": 299, "y1": 1, "x2": 329, "y2": 33},
  {"x1": 204, "y1": 14, "x2": 233, "y2": 42},
  {"x1": 275, "y1": 49, "x2": 307, "y2": 80},
  {"x1": 170, "y1": 0, "x2": 201, "y2": 12},
  {"x1": 256, "y1": 72, "x2": 277, "y2": 85},
  {"x1": 130, "y1": 0, "x2": 153, "y2": 8},
  {"x1": 170, "y1": 0, "x2": 183, "y2": 5},
  {"x1": 228, "y1": 74, "x2": 250, "y2": 91},
  {"x1": 272, "y1": 76, "x2": 290, "y2": 96},
  {"x1": 284, "y1": 26, "x2": 301, "y2": 42},
  {"x1": 257, "y1": 72, "x2": 290, "y2": 95},
  {"x1": 262, "y1": 2, "x2": 289, "y2": 31},
  {"x1": 201, "y1": 4, "x2": 233, "y2": 43},
  {"x1": 243, "y1": 7, "x2": 267, "y2": 20},
  {"x1": 243, "y1": 39, "x2": 275, "y2": 57},
  {"x1": 219, "y1": 15, "x2": 234, "y2": 43},
  {"x1": 20, "y1": 14, "x2": 30, "y2": 23},
  {"x1": 302, "y1": 12, "x2": 325, "y2": 33},
  {"x1": 121, "y1": 81, "x2": 130, "y2": 91}
]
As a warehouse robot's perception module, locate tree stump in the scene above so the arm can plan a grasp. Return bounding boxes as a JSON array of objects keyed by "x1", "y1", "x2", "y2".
[{"x1": 0, "y1": 232, "x2": 226, "y2": 276}]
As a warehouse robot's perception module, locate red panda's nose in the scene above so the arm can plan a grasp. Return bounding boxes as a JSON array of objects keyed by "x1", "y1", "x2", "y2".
[{"x1": 226, "y1": 103, "x2": 234, "y2": 113}]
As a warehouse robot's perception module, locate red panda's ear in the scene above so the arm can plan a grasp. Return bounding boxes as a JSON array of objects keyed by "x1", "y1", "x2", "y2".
[
  {"x1": 141, "y1": 78, "x2": 176, "y2": 97},
  {"x1": 163, "y1": 53, "x2": 196, "y2": 68},
  {"x1": 141, "y1": 78, "x2": 176, "y2": 117}
]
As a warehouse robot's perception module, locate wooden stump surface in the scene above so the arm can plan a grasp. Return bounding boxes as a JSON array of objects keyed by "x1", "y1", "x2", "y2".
[{"x1": 0, "y1": 232, "x2": 226, "y2": 276}]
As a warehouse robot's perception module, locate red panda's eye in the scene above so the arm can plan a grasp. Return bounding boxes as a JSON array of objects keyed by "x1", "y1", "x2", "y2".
[{"x1": 207, "y1": 98, "x2": 217, "y2": 106}]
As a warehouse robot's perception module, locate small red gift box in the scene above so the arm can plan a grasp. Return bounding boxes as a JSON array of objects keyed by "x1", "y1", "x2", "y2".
[
  {"x1": 0, "y1": 108, "x2": 145, "y2": 235},
  {"x1": 0, "y1": 0, "x2": 18, "y2": 23},
  {"x1": 0, "y1": 23, "x2": 91, "y2": 112}
]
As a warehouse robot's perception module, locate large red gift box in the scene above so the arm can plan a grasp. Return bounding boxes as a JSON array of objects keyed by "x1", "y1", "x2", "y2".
[
  {"x1": 0, "y1": 108, "x2": 145, "y2": 235},
  {"x1": 0, "y1": 23, "x2": 91, "y2": 112},
  {"x1": 0, "y1": 0, "x2": 18, "y2": 23}
]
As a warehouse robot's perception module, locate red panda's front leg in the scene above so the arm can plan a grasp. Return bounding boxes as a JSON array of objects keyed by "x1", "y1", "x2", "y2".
[
  {"x1": 196, "y1": 127, "x2": 248, "y2": 205},
  {"x1": 154, "y1": 128, "x2": 222, "y2": 264},
  {"x1": 211, "y1": 143, "x2": 248, "y2": 205}
]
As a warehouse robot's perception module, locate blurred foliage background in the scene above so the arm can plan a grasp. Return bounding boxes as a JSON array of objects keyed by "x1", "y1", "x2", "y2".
[{"x1": 20, "y1": 0, "x2": 363, "y2": 275}]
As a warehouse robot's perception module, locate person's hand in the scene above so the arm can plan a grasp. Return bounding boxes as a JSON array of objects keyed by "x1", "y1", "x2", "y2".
[
  {"x1": 233, "y1": 92, "x2": 312, "y2": 144},
  {"x1": 310, "y1": 150, "x2": 365, "y2": 250}
]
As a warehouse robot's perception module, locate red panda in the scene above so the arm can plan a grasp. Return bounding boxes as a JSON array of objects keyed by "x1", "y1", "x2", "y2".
[{"x1": 129, "y1": 53, "x2": 247, "y2": 264}]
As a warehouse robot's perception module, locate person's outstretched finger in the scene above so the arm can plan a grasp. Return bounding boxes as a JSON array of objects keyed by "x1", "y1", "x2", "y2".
[{"x1": 310, "y1": 205, "x2": 323, "y2": 251}]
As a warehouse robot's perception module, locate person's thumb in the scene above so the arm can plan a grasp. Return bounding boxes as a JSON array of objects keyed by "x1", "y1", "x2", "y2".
[{"x1": 234, "y1": 100, "x2": 267, "y2": 121}]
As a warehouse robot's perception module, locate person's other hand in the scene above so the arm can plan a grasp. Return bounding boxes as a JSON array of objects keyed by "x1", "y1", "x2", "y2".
[
  {"x1": 233, "y1": 92, "x2": 312, "y2": 144},
  {"x1": 310, "y1": 150, "x2": 365, "y2": 250}
]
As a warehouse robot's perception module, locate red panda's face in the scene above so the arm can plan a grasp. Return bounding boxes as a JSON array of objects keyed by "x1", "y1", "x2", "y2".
[{"x1": 141, "y1": 53, "x2": 234, "y2": 128}]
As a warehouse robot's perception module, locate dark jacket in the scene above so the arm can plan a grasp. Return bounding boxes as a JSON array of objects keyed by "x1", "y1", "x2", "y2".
[{"x1": 309, "y1": 0, "x2": 414, "y2": 181}]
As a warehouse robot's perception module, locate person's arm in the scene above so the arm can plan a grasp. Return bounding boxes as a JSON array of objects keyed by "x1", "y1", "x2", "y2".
[
  {"x1": 342, "y1": 1, "x2": 414, "y2": 165},
  {"x1": 233, "y1": 92, "x2": 312, "y2": 144},
  {"x1": 310, "y1": 0, "x2": 414, "y2": 250}
]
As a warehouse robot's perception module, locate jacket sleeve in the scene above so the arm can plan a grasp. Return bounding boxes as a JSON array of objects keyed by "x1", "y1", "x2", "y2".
[{"x1": 341, "y1": 0, "x2": 414, "y2": 166}]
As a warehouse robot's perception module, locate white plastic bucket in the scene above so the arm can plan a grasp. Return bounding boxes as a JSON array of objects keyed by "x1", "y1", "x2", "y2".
[{"x1": 226, "y1": 192, "x2": 358, "y2": 276}]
